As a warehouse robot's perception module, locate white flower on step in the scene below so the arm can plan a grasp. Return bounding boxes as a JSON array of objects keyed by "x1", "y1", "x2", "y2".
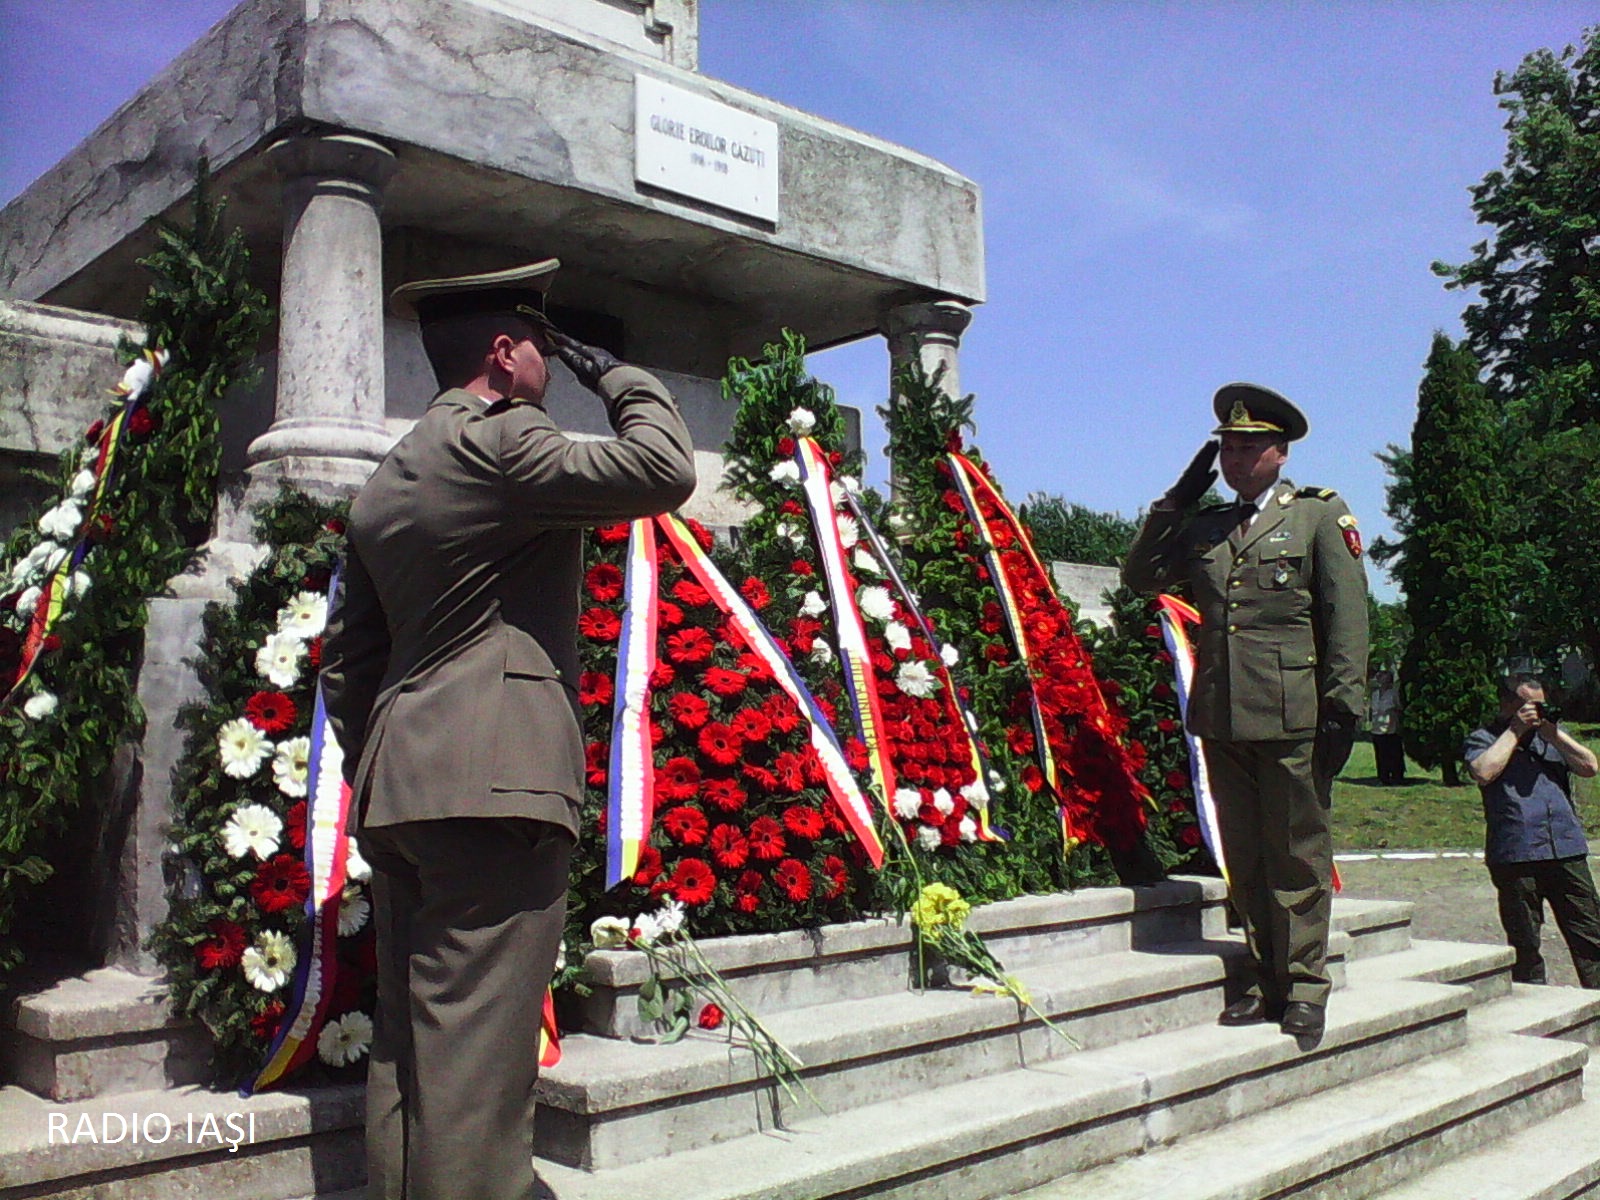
[
  {"x1": 893, "y1": 788, "x2": 923, "y2": 821},
  {"x1": 15, "y1": 586, "x2": 42, "y2": 618},
  {"x1": 590, "y1": 915, "x2": 630, "y2": 949},
  {"x1": 68, "y1": 571, "x2": 92, "y2": 600},
  {"x1": 317, "y1": 1010, "x2": 373, "y2": 1067},
  {"x1": 222, "y1": 803, "x2": 282, "y2": 860},
  {"x1": 217, "y1": 718, "x2": 271, "y2": 780},
  {"x1": 69, "y1": 468, "x2": 99, "y2": 500},
  {"x1": 811, "y1": 641, "x2": 836, "y2": 667},
  {"x1": 961, "y1": 779, "x2": 991, "y2": 807},
  {"x1": 337, "y1": 883, "x2": 371, "y2": 936},
  {"x1": 242, "y1": 930, "x2": 297, "y2": 992},
  {"x1": 785, "y1": 407, "x2": 816, "y2": 435}
]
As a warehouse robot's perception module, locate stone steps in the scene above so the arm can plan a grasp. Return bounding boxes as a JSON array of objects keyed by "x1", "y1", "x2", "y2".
[
  {"x1": 1469, "y1": 982, "x2": 1600, "y2": 1047},
  {"x1": 1344, "y1": 936, "x2": 1517, "y2": 1002},
  {"x1": 528, "y1": 979, "x2": 1477, "y2": 1199}
]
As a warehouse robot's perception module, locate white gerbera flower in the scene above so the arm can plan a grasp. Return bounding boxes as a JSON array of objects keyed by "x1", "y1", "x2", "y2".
[
  {"x1": 15, "y1": 587, "x2": 41, "y2": 618},
  {"x1": 852, "y1": 547, "x2": 880, "y2": 575},
  {"x1": 896, "y1": 660, "x2": 938, "y2": 699},
  {"x1": 590, "y1": 915, "x2": 630, "y2": 949},
  {"x1": 958, "y1": 816, "x2": 978, "y2": 843},
  {"x1": 337, "y1": 883, "x2": 370, "y2": 936},
  {"x1": 940, "y1": 643, "x2": 961, "y2": 667},
  {"x1": 345, "y1": 836, "x2": 372, "y2": 883},
  {"x1": 769, "y1": 460, "x2": 800, "y2": 485},
  {"x1": 68, "y1": 468, "x2": 98, "y2": 499},
  {"x1": 23, "y1": 690, "x2": 58, "y2": 720},
  {"x1": 242, "y1": 930, "x2": 297, "y2": 992},
  {"x1": 316, "y1": 1010, "x2": 373, "y2": 1067},
  {"x1": 786, "y1": 407, "x2": 816, "y2": 435},
  {"x1": 836, "y1": 515, "x2": 860, "y2": 549},
  {"x1": 775, "y1": 519, "x2": 798, "y2": 543},
  {"x1": 857, "y1": 586, "x2": 893, "y2": 624},
  {"x1": 37, "y1": 500, "x2": 83, "y2": 542},
  {"x1": 799, "y1": 590, "x2": 827, "y2": 618},
  {"x1": 276, "y1": 591, "x2": 328, "y2": 641},
  {"x1": 272, "y1": 737, "x2": 312, "y2": 799},
  {"x1": 218, "y1": 718, "x2": 271, "y2": 779},
  {"x1": 811, "y1": 641, "x2": 836, "y2": 666},
  {"x1": 884, "y1": 621, "x2": 912, "y2": 653},
  {"x1": 892, "y1": 788, "x2": 923, "y2": 820},
  {"x1": 915, "y1": 825, "x2": 943, "y2": 851},
  {"x1": 222, "y1": 803, "x2": 283, "y2": 860},
  {"x1": 256, "y1": 633, "x2": 306, "y2": 689},
  {"x1": 932, "y1": 788, "x2": 955, "y2": 817}
]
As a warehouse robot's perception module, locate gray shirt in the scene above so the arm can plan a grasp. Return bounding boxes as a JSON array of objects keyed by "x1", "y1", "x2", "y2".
[{"x1": 1464, "y1": 723, "x2": 1589, "y2": 864}]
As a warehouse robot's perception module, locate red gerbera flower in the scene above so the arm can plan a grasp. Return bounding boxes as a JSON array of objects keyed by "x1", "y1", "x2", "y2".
[
  {"x1": 251, "y1": 1000, "x2": 287, "y2": 1042},
  {"x1": 698, "y1": 723, "x2": 741, "y2": 765},
  {"x1": 703, "y1": 667, "x2": 748, "y2": 697},
  {"x1": 774, "y1": 858, "x2": 813, "y2": 902},
  {"x1": 782, "y1": 806, "x2": 825, "y2": 840},
  {"x1": 739, "y1": 577, "x2": 771, "y2": 610},
  {"x1": 702, "y1": 778, "x2": 748, "y2": 812},
  {"x1": 734, "y1": 869, "x2": 764, "y2": 913},
  {"x1": 730, "y1": 708, "x2": 772, "y2": 744},
  {"x1": 632, "y1": 845, "x2": 664, "y2": 886},
  {"x1": 822, "y1": 854, "x2": 849, "y2": 900},
  {"x1": 650, "y1": 660, "x2": 676, "y2": 689},
  {"x1": 764, "y1": 695, "x2": 802, "y2": 734},
  {"x1": 244, "y1": 691, "x2": 298, "y2": 734},
  {"x1": 194, "y1": 919, "x2": 246, "y2": 970},
  {"x1": 578, "y1": 607, "x2": 622, "y2": 642},
  {"x1": 585, "y1": 562, "x2": 624, "y2": 601},
  {"x1": 672, "y1": 578, "x2": 712, "y2": 607},
  {"x1": 747, "y1": 816, "x2": 786, "y2": 861},
  {"x1": 586, "y1": 742, "x2": 609, "y2": 786},
  {"x1": 666, "y1": 627, "x2": 715, "y2": 664},
  {"x1": 657, "y1": 600, "x2": 684, "y2": 628},
  {"x1": 251, "y1": 854, "x2": 312, "y2": 914},
  {"x1": 843, "y1": 737, "x2": 869, "y2": 771},
  {"x1": 285, "y1": 800, "x2": 307, "y2": 851},
  {"x1": 579, "y1": 671, "x2": 615, "y2": 707},
  {"x1": 709, "y1": 823, "x2": 749, "y2": 869},
  {"x1": 661, "y1": 804, "x2": 710, "y2": 845},
  {"x1": 596, "y1": 522, "x2": 631, "y2": 544},
  {"x1": 742, "y1": 762, "x2": 779, "y2": 791},
  {"x1": 668, "y1": 692, "x2": 711, "y2": 730},
  {"x1": 697, "y1": 1002, "x2": 725, "y2": 1030},
  {"x1": 657, "y1": 757, "x2": 701, "y2": 801},
  {"x1": 773, "y1": 751, "x2": 808, "y2": 792},
  {"x1": 669, "y1": 857, "x2": 716, "y2": 905}
]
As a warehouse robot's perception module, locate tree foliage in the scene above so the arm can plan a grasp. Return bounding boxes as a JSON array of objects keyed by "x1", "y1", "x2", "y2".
[{"x1": 1016, "y1": 494, "x2": 1139, "y2": 568}]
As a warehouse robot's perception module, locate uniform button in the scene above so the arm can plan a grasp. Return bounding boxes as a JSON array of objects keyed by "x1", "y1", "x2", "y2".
[
  {"x1": 1230, "y1": 579, "x2": 1242, "y2": 588},
  {"x1": 1227, "y1": 624, "x2": 1238, "y2": 633}
]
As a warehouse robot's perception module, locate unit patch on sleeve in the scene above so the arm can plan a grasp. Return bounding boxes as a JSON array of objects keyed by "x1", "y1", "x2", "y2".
[{"x1": 1337, "y1": 513, "x2": 1362, "y2": 559}]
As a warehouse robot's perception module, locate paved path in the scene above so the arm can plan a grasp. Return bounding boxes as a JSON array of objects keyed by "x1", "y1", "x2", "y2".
[{"x1": 1334, "y1": 842, "x2": 1600, "y2": 990}]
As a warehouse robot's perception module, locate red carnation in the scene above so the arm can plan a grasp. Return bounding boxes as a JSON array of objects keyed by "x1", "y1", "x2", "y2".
[
  {"x1": 731, "y1": 707, "x2": 772, "y2": 744},
  {"x1": 251, "y1": 1000, "x2": 287, "y2": 1042},
  {"x1": 774, "y1": 858, "x2": 813, "y2": 901},
  {"x1": 251, "y1": 854, "x2": 312, "y2": 914},
  {"x1": 596, "y1": 522, "x2": 631, "y2": 543},
  {"x1": 579, "y1": 671, "x2": 615, "y2": 708},
  {"x1": 822, "y1": 854, "x2": 849, "y2": 900},
  {"x1": 983, "y1": 643, "x2": 1011, "y2": 665},
  {"x1": 194, "y1": 919, "x2": 246, "y2": 970},
  {"x1": 1157, "y1": 718, "x2": 1177, "y2": 733},
  {"x1": 782, "y1": 806, "x2": 825, "y2": 840},
  {"x1": 685, "y1": 519, "x2": 715, "y2": 551},
  {"x1": 747, "y1": 816, "x2": 787, "y2": 860},
  {"x1": 780, "y1": 499, "x2": 805, "y2": 517},
  {"x1": 697, "y1": 1002, "x2": 725, "y2": 1030},
  {"x1": 739, "y1": 576, "x2": 771, "y2": 610},
  {"x1": 668, "y1": 692, "x2": 711, "y2": 730},
  {"x1": 85, "y1": 418, "x2": 105, "y2": 445},
  {"x1": 709, "y1": 823, "x2": 749, "y2": 869},
  {"x1": 1165, "y1": 769, "x2": 1190, "y2": 792},
  {"x1": 661, "y1": 804, "x2": 710, "y2": 845},
  {"x1": 776, "y1": 436, "x2": 796, "y2": 456},
  {"x1": 1179, "y1": 824, "x2": 1203, "y2": 848},
  {"x1": 791, "y1": 559, "x2": 814, "y2": 577},
  {"x1": 672, "y1": 578, "x2": 712, "y2": 607},
  {"x1": 942, "y1": 490, "x2": 965, "y2": 513},
  {"x1": 585, "y1": 562, "x2": 624, "y2": 601},
  {"x1": 703, "y1": 667, "x2": 749, "y2": 697},
  {"x1": 285, "y1": 800, "x2": 307, "y2": 851},
  {"x1": 702, "y1": 777, "x2": 748, "y2": 812},
  {"x1": 666, "y1": 627, "x2": 715, "y2": 664},
  {"x1": 128, "y1": 407, "x2": 159, "y2": 438},
  {"x1": 698, "y1": 723, "x2": 742, "y2": 765},
  {"x1": 829, "y1": 450, "x2": 843, "y2": 467},
  {"x1": 657, "y1": 757, "x2": 701, "y2": 801},
  {"x1": 1152, "y1": 682, "x2": 1173, "y2": 700},
  {"x1": 1020, "y1": 763, "x2": 1045, "y2": 794},
  {"x1": 578, "y1": 607, "x2": 622, "y2": 642},
  {"x1": 586, "y1": 742, "x2": 609, "y2": 786},
  {"x1": 245, "y1": 691, "x2": 298, "y2": 734},
  {"x1": 324, "y1": 517, "x2": 346, "y2": 534},
  {"x1": 669, "y1": 857, "x2": 716, "y2": 905},
  {"x1": 1007, "y1": 726, "x2": 1035, "y2": 756}
]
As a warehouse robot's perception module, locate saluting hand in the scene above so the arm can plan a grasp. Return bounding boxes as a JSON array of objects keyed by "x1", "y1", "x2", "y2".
[
  {"x1": 1160, "y1": 441, "x2": 1219, "y2": 510},
  {"x1": 546, "y1": 327, "x2": 622, "y2": 393}
]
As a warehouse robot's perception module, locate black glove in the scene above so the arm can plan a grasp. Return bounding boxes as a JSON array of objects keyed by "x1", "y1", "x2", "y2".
[
  {"x1": 1314, "y1": 711, "x2": 1357, "y2": 793},
  {"x1": 1162, "y1": 441, "x2": 1219, "y2": 509},
  {"x1": 546, "y1": 327, "x2": 622, "y2": 393}
]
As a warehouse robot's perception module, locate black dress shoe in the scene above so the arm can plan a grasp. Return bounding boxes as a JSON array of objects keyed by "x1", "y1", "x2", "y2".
[
  {"x1": 1280, "y1": 1001, "x2": 1325, "y2": 1037},
  {"x1": 1218, "y1": 995, "x2": 1275, "y2": 1026}
]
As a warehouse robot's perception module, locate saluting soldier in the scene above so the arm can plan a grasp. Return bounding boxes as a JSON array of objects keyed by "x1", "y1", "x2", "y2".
[{"x1": 1123, "y1": 383, "x2": 1368, "y2": 1041}]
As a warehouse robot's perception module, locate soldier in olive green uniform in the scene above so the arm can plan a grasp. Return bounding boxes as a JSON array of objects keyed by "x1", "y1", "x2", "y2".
[{"x1": 1124, "y1": 384, "x2": 1368, "y2": 1040}]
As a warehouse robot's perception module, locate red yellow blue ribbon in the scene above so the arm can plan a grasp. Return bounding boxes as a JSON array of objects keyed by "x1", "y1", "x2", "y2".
[{"x1": 606, "y1": 518, "x2": 661, "y2": 889}]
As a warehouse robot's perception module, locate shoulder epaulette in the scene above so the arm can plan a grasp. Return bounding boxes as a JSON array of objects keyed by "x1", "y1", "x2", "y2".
[{"x1": 1295, "y1": 486, "x2": 1338, "y2": 501}]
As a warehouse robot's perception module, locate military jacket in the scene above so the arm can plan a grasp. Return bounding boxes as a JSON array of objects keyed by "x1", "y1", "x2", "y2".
[{"x1": 1123, "y1": 478, "x2": 1369, "y2": 741}]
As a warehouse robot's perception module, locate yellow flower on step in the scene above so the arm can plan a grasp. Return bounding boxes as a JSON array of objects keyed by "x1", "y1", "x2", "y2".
[{"x1": 910, "y1": 882, "x2": 970, "y2": 933}]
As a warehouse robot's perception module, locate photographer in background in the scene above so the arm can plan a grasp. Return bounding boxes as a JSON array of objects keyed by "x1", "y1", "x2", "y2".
[{"x1": 1465, "y1": 673, "x2": 1600, "y2": 988}]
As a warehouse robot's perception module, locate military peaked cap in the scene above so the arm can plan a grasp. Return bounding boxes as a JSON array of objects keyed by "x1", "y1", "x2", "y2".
[
  {"x1": 1211, "y1": 382, "x2": 1309, "y2": 442},
  {"x1": 389, "y1": 259, "x2": 560, "y2": 323}
]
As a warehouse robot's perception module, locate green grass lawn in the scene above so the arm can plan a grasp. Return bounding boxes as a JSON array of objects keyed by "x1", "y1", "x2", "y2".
[{"x1": 1331, "y1": 723, "x2": 1600, "y2": 851}]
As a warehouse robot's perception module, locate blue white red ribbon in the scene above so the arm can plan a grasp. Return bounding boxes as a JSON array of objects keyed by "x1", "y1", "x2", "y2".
[
  {"x1": 1155, "y1": 595, "x2": 1227, "y2": 886},
  {"x1": 606, "y1": 519, "x2": 661, "y2": 889}
]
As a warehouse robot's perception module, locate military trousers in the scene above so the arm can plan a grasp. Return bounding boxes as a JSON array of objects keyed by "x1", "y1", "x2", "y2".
[
  {"x1": 1487, "y1": 856, "x2": 1600, "y2": 990},
  {"x1": 362, "y1": 816, "x2": 573, "y2": 1200},
  {"x1": 1205, "y1": 736, "x2": 1333, "y2": 1007}
]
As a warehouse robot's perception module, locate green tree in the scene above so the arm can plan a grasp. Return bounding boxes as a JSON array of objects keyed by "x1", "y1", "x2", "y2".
[
  {"x1": 1435, "y1": 27, "x2": 1600, "y2": 672},
  {"x1": 1382, "y1": 334, "x2": 1516, "y2": 785},
  {"x1": 1367, "y1": 595, "x2": 1411, "y2": 676},
  {"x1": 1016, "y1": 494, "x2": 1139, "y2": 567}
]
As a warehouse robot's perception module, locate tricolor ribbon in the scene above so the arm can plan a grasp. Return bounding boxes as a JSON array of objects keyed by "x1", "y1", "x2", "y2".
[
  {"x1": 606, "y1": 519, "x2": 661, "y2": 889},
  {"x1": 247, "y1": 606, "x2": 353, "y2": 1093},
  {"x1": 792, "y1": 438, "x2": 898, "y2": 815},
  {"x1": 836, "y1": 488, "x2": 1006, "y2": 842},
  {"x1": 540, "y1": 989, "x2": 562, "y2": 1068},
  {"x1": 1155, "y1": 595, "x2": 1227, "y2": 886},
  {"x1": 656, "y1": 514, "x2": 885, "y2": 868}
]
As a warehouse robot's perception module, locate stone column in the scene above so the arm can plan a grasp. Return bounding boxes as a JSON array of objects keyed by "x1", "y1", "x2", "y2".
[
  {"x1": 244, "y1": 132, "x2": 398, "y2": 498},
  {"x1": 881, "y1": 299, "x2": 973, "y2": 492}
]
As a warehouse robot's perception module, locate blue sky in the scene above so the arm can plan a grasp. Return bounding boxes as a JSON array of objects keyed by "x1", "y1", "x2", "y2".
[{"x1": 3, "y1": 1, "x2": 1595, "y2": 598}]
